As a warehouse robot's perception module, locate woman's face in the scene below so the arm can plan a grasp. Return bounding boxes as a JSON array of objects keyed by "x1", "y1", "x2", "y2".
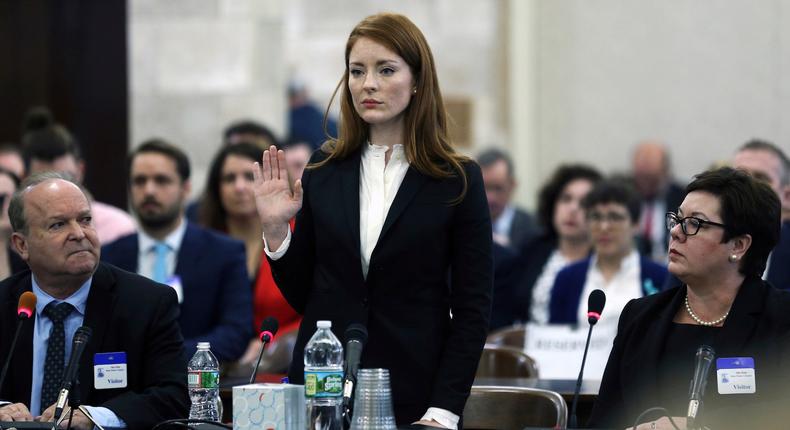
[
  {"x1": 667, "y1": 191, "x2": 735, "y2": 282},
  {"x1": 219, "y1": 154, "x2": 257, "y2": 218},
  {"x1": 553, "y1": 179, "x2": 594, "y2": 241},
  {"x1": 348, "y1": 37, "x2": 415, "y2": 131},
  {"x1": 588, "y1": 202, "x2": 637, "y2": 260},
  {"x1": 0, "y1": 173, "x2": 15, "y2": 234}
]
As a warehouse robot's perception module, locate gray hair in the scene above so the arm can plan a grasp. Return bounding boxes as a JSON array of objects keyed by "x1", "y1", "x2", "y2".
[{"x1": 9, "y1": 171, "x2": 85, "y2": 234}]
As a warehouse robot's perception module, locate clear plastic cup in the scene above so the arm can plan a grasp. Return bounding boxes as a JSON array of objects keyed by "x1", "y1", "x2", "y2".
[{"x1": 349, "y1": 368, "x2": 397, "y2": 430}]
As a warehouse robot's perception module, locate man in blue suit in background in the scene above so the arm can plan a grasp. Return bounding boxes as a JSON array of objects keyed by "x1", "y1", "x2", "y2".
[{"x1": 102, "y1": 139, "x2": 252, "y2": 362}]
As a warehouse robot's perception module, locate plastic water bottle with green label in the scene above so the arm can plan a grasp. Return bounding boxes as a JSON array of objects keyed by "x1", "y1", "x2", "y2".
[
  {"x1": 188, "y1": 341, "x2": 220, "y2": 422},
  {"x1": 304, "y1": 320, "x2": 344, "y2": 429}
]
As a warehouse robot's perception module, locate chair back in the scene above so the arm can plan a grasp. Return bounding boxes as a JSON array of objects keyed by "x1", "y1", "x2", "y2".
[
  {"x1": 486, "y1": 323, "x2": 527, "y2": 349},
  {"x1": 462, "y1": 385, "x2": 568, "y2": 429},
  {"x1": 476, "y1": 345, "x2": 538, "y2": 378}
]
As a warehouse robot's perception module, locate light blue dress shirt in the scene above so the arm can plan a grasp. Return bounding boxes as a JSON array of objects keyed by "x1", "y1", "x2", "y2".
[{"x1": 31, "y1": 277, "x2": 126, "y2": 428}]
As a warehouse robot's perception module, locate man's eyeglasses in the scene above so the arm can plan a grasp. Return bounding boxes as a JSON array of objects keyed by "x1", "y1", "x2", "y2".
[{"x1": 665, "y1": 212, "x2": 727, "y2": 236}]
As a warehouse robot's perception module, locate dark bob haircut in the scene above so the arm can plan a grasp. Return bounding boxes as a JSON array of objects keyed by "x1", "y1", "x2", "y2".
[
  {"x1": 581, "y1": 178, "x2": 642, "y2": 223},
  {"x1": 686, "y1": 167, "x2": 780, "y2": 277},
  {"x1": 199, "y1": 142, "x2": 263, "y2": 232},
  {"x1": 537, "y1": 164, "x2": 602, "y2": 239}
]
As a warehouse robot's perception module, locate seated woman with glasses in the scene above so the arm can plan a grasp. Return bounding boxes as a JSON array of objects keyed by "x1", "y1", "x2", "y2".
[
  {"x1": 589, "y1": 167, "x2": 790, "y2": 430},
  {"x1": 549, "y1": 178, "x2": 668, "y2": 326}
]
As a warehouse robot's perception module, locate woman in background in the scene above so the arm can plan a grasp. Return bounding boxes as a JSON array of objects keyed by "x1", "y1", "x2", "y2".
[
  {"x1": 199, "y1": 142, "x2": 299, "y2": 373},
  {"x1": 549, "y1": 179, "x2": 667, "y2": 325}
]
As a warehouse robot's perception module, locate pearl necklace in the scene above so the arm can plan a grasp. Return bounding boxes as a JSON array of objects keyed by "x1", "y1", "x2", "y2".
[{"x1": 684, "y1": 294, "x2": 729, "y2": 326}]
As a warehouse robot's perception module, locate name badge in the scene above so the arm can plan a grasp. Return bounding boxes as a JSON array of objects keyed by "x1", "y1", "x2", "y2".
[
  {"x1": 717, "y1": 357, "x2": 756, "y2": 394},
  {"x1": 94, "y1": 352, "x2": 128, "y2": 389},
  {"x1": 167, "y1": 275, "x2": 183, "y2": 304}
]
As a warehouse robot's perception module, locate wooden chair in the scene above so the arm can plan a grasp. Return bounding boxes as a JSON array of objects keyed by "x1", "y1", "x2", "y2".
[
  {"x1": 462, "y1": 385, "x2": 568, "y2": 429},
  {"x1": 486, "y1": 323, "x2": 527, "y2": 349},
  {"x1": 476, "y1": 345, "x2": 539, "y2": 378}
]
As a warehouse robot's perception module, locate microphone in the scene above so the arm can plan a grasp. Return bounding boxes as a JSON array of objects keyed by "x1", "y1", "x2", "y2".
[
  {"x1": 249, "y1": 317, "x2": 279, "y2": 384},
  {"x1": 53, "y1": 326, "x2": 92, "y2": 421},
  {"x1": 687, "y1": 345, "x2": 715, "y2": 430},
  {"x1": 570, "y1": 289, "x2": 606, "y2": 428},
  {"x1": 342, "y1": 324, "x2": 368, "y2": 408},
  {"x1": 0, "y1": 292, "x2": 37, "y2": 393}
]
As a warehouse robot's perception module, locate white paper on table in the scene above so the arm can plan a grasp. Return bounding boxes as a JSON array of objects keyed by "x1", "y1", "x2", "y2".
[{"x1": 523, "y1": 322, "x2": 618, "y2": 380}]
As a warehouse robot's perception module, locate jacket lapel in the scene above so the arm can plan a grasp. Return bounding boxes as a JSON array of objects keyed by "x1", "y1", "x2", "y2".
[
  {"x1": 79, "y1": 264, "x2": 117, "y2": 403},
  {"x1": 713, "y1": 276, "x2": 763, "y2": 355},
  {"x1": 377, "y1": 166, "x2": 428, "y2": 245},
  {"x1": 174, "y1": 223, "x2": 201, "y2": 277},
  {"x1": 339, "y1": 151, "x2": 362, "y2": 263}
]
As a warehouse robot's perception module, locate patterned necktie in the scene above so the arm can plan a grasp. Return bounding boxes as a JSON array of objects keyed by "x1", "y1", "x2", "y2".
[
  {"x1": 40, "y1": 302, "x2": 75, "y2": 409},
  {"x1": 153, "y1": 242, "x2": 170, "y2": 283}
]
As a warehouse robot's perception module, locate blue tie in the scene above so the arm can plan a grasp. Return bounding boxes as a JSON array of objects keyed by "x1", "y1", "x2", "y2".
[
  {"x1": 40, "y1": 302, "x2": 75, "y2": 409},
  {"x1": 153, "y1": 242, "x2": 169, "y2": 283}
]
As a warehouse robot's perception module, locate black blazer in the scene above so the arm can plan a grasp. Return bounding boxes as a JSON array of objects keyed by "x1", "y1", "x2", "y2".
[
  {"x1": 590, "y1": 276, "x2": 790, "y2": 429},
  {"x1": 0, "y1": 263, "x2": 190, "y2": 429},
  {"x1": 269, "y1": 149, "x2": 493, "y2": 424}
]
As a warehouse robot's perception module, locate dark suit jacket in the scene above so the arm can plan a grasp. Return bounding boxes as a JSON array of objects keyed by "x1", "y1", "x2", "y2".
[
  {"x1": 101, "y1": 222, "x2": 253, "y2": 362},
  {"x1": 766, "y1": 221, "x2": 790, "y2": 290},
  {"x1": 508, "y1": 207, "x2": 540, "y2": 250},
  {"x1": 269, "y1": 149, "x2": 493, "y2": 424},
  {"x1": 0, "y1": 263, "x2": 189, "y2": 429},
  {"x1": 589, "y1": 276, "x2": 790, "y2": 429},
  {"x1": 549, "y1": 254, "x2": 667, "y2": 323},
  {"x1": 636, "y1": 181, "x2": 686, "y2": 257}
]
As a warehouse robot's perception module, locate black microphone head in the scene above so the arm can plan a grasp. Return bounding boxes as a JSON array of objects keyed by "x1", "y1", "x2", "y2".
[
  {"x1": 260, "y1": 317, "x2": 279, "y2": 336},
  {"x1": 259, "y1": 317, "x2": 279, "y2": 342},
  {"x1": 697, "y1": 344, "x2": 715, "y2": 361},
  {"x1": 345, "y1": 323, "x2": 368, "y2": 344},
  {"x1": 587, "y1": 289, "x2": 606, "y2": 325},
  {"x1": 73, "y1": 326, "x2": 92, "y2": 344}
]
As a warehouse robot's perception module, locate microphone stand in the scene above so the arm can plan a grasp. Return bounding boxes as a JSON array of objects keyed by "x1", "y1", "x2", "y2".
[
  {"x1": 249, "y1": 333, "x2": 273, "y2": 384},
  {"x1": 57, "y1": 379, "x2": 105, "y2": 430},
  {"x1": 569, "y1": 322, "x2": 594, "y2": 428}
]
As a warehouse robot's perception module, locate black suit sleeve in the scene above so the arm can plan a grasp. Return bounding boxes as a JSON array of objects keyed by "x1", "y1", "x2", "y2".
[
  {"x1": 102, "y1": 287, "x2": 189, "y2": 429},
  {"x1": 588, "y1": 298, "x2": 636, "y2": 428},
  {"x1": 429, "y1": 162, "x2": 493, "y2": 416}
]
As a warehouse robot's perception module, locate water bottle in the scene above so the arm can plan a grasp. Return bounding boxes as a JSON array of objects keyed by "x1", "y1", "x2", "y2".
[
  {"x1": 304, "y1": 320, "x2": 344, "y2": 430},
  {"x1": 188, "y1": 342, "x2": 220, "y2": 422}
]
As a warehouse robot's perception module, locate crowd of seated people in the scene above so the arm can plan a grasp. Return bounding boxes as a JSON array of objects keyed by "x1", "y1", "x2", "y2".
[{"x1": 1, "y1": 99, "x2": 790, "y2": 429}]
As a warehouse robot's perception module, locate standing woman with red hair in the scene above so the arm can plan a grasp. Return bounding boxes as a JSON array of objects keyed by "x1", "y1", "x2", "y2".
[{"x1": 252, "y1": 13, "x2": 492, "y2": 428}]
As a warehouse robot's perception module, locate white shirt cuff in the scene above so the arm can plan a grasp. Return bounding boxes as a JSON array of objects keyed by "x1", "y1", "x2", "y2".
[
  {"x1": 82, "y1": 405, "x2": 127, "y2": 428},
  {"x1": 262, "y1": 229, "x2": 292, "y2": 260},
  {"x1": 419, "y1": 407, "x2": 459, "y2": 429}
]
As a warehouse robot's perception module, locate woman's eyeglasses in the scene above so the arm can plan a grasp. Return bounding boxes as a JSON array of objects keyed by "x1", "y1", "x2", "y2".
[{"x1": 665, "y1": 212, "x2": 727, "y2": 236}]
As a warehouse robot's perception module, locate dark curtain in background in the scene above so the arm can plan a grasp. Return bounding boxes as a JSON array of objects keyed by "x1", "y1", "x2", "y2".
[{"x1": 0, "y1": 0, "x2": 128, "y2": 209}]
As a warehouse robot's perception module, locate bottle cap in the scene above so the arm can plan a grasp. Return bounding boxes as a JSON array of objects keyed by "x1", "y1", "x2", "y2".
[
  {"x1": 316, "y1": 320, "x2": 331, "y2": 329},
  {"x1": 197, "y1": 342, "x2": 211, "y2": 350}
]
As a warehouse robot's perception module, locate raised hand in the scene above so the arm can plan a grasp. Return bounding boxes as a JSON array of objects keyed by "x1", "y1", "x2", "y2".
[{"x1": 253, "y1": 145, "x2": 304, "y2": 249}]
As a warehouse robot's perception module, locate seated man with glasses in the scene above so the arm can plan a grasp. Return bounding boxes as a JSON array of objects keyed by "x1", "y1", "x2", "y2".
[{"x1": 549, "y1": 178, "x2": 668, "y2": 326}]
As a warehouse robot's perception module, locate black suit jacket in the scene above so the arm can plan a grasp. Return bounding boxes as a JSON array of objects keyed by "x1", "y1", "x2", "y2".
[
  {"x1": 766, "y1": 221, "x2": 790, "y2": 290},
  {"x1": 269, "y1": 149, "x2": 493, "y2": 424},
  {"x1": 637, "y1": 181, "x2": 686, "y2": 257},
  {"x1": 101, "y1": 222, "x2": 253, "y2": 361},
  {"x1": 0, "y1": 263, "x2": 190, "y2": 429},
  {"x1": 590, "y1": 276, "x2": 790, "y2": 429},
  {"x1": 507, "y1": 207, "x2": 539, "y2": 250}
]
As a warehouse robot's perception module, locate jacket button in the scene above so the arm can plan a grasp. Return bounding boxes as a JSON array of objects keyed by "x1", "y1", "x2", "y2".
[{"x1": 362, "y1": 298, "x2": 369, "y2": 306}]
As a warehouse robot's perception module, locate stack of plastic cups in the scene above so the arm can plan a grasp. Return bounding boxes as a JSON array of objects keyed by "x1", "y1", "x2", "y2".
[{"x1": 349, "y1": 368, "x2": 397, "y2": 430}]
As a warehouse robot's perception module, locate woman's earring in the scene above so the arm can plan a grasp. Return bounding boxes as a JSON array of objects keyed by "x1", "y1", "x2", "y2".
[
  {"x1": 412, "y1": 87, "x2": 417, "y2": 94},
  {"x1": 728, "y1": 254, "x2": 738, "y2": 262}
]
